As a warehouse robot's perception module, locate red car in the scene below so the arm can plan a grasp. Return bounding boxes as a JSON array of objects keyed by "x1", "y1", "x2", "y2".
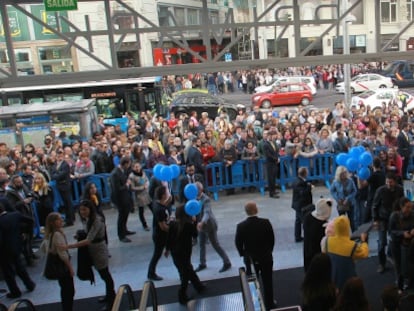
[{"x1": 251, "y1": 83, "x2": 313, "y2": 108}]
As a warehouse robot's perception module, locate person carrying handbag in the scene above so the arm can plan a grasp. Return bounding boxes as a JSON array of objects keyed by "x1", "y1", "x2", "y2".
[{"x1": 44, "y1": 212, "x2": 74, "y2": 311}]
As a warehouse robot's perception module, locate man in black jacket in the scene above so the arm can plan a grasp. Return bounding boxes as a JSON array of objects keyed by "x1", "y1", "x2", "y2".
[
  {"x1": 263, "y1": 130, "x2": 280, "y2": 198},
  {"x1": 397, "y1": 122, "x2": 412, "y2": 180},
  {"x1": 110, "y1": 156, "x2": 135, "y2": 242},
  {"x1": 235, "y1": 201, "x2": 277, "y2": 310},
  {"x1": 373, "y1": 172, "x2": 405, "y2": 273},
  {"x1": 0, "y1": 202, "x2": 36, "y2": 298},
  {"x1": 291, "y1": 167, "x2": 313, "y2": 242},
  {"x1": 51, "y1": 148, "x2": 75, "y2": 226}
]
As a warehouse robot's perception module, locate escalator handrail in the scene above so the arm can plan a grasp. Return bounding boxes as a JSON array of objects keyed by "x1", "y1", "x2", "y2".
[
  {"x1": 111, "y1": 284, "x2": 136, "y2": 311},
  {"x1": 138, "y1": 280, "x2": 158, "y2": 310},
  {"x1": 8, "y1": 299, "x2": 36, "y2": 311},
  {"x1": 239, "y1": 267, "x2": 256, "y2": 311}
]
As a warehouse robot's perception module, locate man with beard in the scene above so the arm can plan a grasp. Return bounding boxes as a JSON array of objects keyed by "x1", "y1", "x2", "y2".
[
  {"x1": 187, "y1": 137, "x2": 205, "y2": 178},
  {"x1": 6, "y1": 175, "x2": 36, "y2": 265}
]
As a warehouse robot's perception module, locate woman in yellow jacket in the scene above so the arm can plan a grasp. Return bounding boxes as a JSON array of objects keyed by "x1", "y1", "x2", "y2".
[{"x1": 321, "y1": 215, "x2": 369, "y2": 291}]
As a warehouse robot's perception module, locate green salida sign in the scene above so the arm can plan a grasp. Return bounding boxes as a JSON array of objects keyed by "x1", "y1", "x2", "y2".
[{"x1": 44, "y1": 0, "x2": 78, "y2": 12}]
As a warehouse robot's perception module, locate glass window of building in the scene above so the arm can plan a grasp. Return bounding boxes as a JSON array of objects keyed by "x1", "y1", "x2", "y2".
[
  {"x1": 158, "y1": 5, "x2": 172, "y2": 26},
  {"x1": 0, "y1": 48, "x2": 34, "y2": 76},
  {"x1": 174, "y1": 7, "x2": 185, "y2": 26},
  {"x1": 38, "y1": 46, "x2": 73, "y2": 74},
  {"x1": 381, "y1": 0, "x2": 397, "y2": 23},
  {"x1": 187, "y1": 9, "x2": 200, "y2": 25},
  {"x1": 407, "y1": 0, "x2": 414, "y2": 20}
]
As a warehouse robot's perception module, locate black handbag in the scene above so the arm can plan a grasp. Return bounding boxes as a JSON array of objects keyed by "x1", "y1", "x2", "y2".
[{"x1": 44, "y1": 233, "x2": 68, "y2": 280}]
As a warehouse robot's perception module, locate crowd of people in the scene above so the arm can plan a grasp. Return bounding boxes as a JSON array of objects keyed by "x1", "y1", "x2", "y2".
[{"x1": 1, "y1": 67, "x2": 414, "y2": 310}]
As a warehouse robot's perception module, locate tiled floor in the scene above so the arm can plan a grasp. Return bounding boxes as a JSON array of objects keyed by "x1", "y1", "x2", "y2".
[{"x1": 0, "y1": 185, "x2": 379, "y2": 308}]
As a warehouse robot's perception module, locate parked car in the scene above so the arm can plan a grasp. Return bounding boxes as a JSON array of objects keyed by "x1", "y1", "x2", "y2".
[
  {"x1": 251, "y1": 83, "x2": 313, "y2": 108},
  {"x1": 255, "y1": 76, "x2": 317, "y2": 95},
  {"x1": 350, "y1": 88, "x2": 414, "y2": 112},
  {"x1": 170, "y1": 90, "x2": 243, "y2": 120},
  {"x1": 335, "y1": 73, "x2": 394, "y2": 93},
  {"x1": 381, "y1": 60, "x2": 414, "y2": 87}
]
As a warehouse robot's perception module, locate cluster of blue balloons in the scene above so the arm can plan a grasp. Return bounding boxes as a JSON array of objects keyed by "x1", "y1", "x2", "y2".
[
  {"x1": 184, "y1": 183, "x2": 201, "y2": 216},
  {"x1": 336, "y1": 146, "x2": 373, "y2": 180},
  {"x1": 153, "y1": 163, "x2": 181, "y2": 182}
]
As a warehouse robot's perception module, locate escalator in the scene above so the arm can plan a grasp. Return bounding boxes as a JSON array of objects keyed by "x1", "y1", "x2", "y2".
[
  {"x1": 111, "y1": 281, "x2": 158, "y2": 311},
  {"x1": 7, "y1": 299, "x2": 37, "y2": 311}
]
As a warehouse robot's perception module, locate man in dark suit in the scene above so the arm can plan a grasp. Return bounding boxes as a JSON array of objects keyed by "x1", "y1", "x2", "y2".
[
  {"x1": 110, "y1": 156, "x2": 135, "y2": 242},
  {"x1": 0, "y1": 202, "x2": 36, "y2": 298},
  {"x1": 263, "y1": 130, "x2": 280, "y2": 198},
  {"x1": 178, "y1": 163, "x2": 204, "y2": 203},
  {"x1": 397, "y1": 122, "x2": 412, "y2": 180},
  {"x1": 235, "y1": 201, "x2": 277, "y2": 310},
  {"x1": 186, "y1": 137, "x2": 205, "y2": 177},
  {"x1": 50, "y1": 148, "x2": 75, "y2": 226},
  {"x1": 291, "y1": 167, "x2": 313, "y2": 242}
]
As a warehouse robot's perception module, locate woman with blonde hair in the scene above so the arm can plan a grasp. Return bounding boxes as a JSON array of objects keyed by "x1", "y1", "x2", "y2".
[
  {"x1": 330, "y1": 166, "x2": 357, "y2": 231},
  {"x1": 44, "y1": 212, "x2": 74, "y2": 311},
  {"x1": 33, "y1": 172, "x2": 54, "y2": 227}
]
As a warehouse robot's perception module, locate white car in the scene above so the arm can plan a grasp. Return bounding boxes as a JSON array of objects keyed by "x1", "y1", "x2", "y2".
[
  {"x1": 255, "y1": 76, "x2": 317, "y2": 96},
  {"x1": 350, "y1": 88, "x2": 414, "y2": 112},
  {"x1": 336, "y1": 73, "x2": 394, "y2": 93}
]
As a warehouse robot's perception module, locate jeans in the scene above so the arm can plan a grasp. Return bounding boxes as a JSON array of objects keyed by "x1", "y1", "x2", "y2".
[
  {"x1": 198, "y1": 225, "x2": 230, "y2": 266},
  {"x1": 377, "y1": 220, "x2": 389, "y2": 267}
]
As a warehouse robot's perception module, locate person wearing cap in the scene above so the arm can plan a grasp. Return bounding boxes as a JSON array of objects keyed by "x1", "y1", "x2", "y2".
[
  {"x1": 235, "y1": 201, "x2": 277, "y2": 310},
  {"x1": 303, "y1": 198, "x2": 332, "y2": 271},
  {"x1": 263, "y1": 130, "x2": 280, "y2": 198}
]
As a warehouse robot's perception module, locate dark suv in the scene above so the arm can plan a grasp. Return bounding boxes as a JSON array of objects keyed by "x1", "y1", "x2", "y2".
[{"x1": 170, "y1": 91, "x2": 243, "y2": 120}]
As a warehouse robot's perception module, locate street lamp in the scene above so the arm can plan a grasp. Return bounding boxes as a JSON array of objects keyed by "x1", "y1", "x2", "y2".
[{"x1": 342, "y1": 0, "x2": 356, "y2": 109}]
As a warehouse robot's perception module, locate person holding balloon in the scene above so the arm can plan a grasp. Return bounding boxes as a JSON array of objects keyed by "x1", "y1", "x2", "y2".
[
  {"x1": 193, "y1": 182, "x2": 232, "y2": 273},
  {"x1": 165, "y1": 205, "x2": 206, "y2": 305},
  {"x1": 330, "y1": 166, "x2": 357, "y2": 231}
]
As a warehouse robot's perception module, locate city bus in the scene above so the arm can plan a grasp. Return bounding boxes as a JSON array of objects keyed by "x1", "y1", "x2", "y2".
[
  {"x1": 0, "y1": 77, "x2": 165, "y2": 131},
  {"x1": 0, "y1": 99, "x2": 99, "y2": 147}
]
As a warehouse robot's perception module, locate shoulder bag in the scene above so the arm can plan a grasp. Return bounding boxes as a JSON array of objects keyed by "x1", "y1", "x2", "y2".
[{"x1": 44, "y1": 232, "x2": 69, "y2": 280}]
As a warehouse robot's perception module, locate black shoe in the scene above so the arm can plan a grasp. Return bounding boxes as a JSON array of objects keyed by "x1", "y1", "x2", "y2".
[
  {"x1": 377, "y1": 265, "x2": 385, "y2": 274},
  {"x1": 195, "y1": 283, "x2": 207, "y2": 293},
  {"x1": 143, "y1": 226, "x2": 150, "y2": 232},
  {"x1": 6, "y1": 292, "x2": 21, "y2": 299},
  {"x1": 119, "y1": 237, "x2": 131, "y2": 243},
  {"x1": 64, "y1": 222, "x2": 74, "y2": 227},
  {"x1": 295, "y1": 237, "x2": 304, "y2": 243},
  {"x1": 219, "y1": 263, "x2": 231, "y2": 273},
  {"x1": 195, "y1": 264, "x2": 207, "y2": 272},
  {"x1": 125, "y1": 230, "x2": 136, "y2": 236},
  {"x1": 268, "y1": 300, "x2": 278, "y2": 309},
  {"x1": 98, "y1": 296, "x2": 107, "y2": 303},
  {"x1": 269, "y1": 194, "x2": 280, "y2": 199},
  {"x1": 26, "y1": 282, "x2": 36, "y2": 292},
  {"x1": 178, "y1": 291, "x2": 191, "y2": 305},
  {"x1": 148, "y1": 274, "x2": 163, "y2": 281}
]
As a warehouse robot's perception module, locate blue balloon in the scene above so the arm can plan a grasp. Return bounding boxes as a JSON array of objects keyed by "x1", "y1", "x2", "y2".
[
  {"x1": 349, "y1": 146, "x2": 364, "y2": 159},
  {"x1": 160, "y1": 166, "x2": 173, "y2": 181},
  {"x1": 153, "y1": 164, "x2": 164, "y2": 180},
  {"x1": 346, "y1": 158, "x2": 359, "y2": 172},
  {"x1": 170, "y1": 164, "x2": 181, "y2": 179},
  {"x1": 357, "y1": 167, "x2": 371, "y2": 180},
  {"x1": 184, "y1": 183, "x2": 198, "y2": 200},
  {"x1": 336, "y1": 153, "x2": 349, "y2": 166},
  {"x1": 359, "y1": 152, "x2": 373, "y2": 166},
  {"x1": 185, "y1": 199, "x2": 201, "y2": 216}
]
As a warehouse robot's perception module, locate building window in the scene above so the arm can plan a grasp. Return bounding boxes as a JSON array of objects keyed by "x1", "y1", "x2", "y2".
[
  {"x1": 38, "y1": 46, "x2": 73, "y2": 74},
  {"x1": 187, "y1": 9, "x2": 199, "y2": 25},
  {"x1": 158, "y1": 5, "x2": 172, "y2": 26},
  {"x1": 407, "y1": 0, "x2": 414, "y2": 20},
  {"x1": 174, "y1": 7, "x2": 185, "y2": 26},
  {"x1": 209, "y1": 10, "x2": 219, "y2": 24},
  {"x1": 381, "y1": 0, "x2": 397, "y2": 23},
  {"x1": 0, "y1": 48, "x2": 34, "y2": 76}
]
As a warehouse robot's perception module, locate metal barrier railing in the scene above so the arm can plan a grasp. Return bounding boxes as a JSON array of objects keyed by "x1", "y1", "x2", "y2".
[
  {"x1": 138, "y1": 281, "x2": 158, "y2": 310},
  {"x1": 7, "y1": 299, "x2": 36, "y2": 311},
  {"x1": 111, "y1": 284, "x2": 136, "y2": 311},
  {"x1": 239, "y1": 267, "x2": 260, "y2": 311}
]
